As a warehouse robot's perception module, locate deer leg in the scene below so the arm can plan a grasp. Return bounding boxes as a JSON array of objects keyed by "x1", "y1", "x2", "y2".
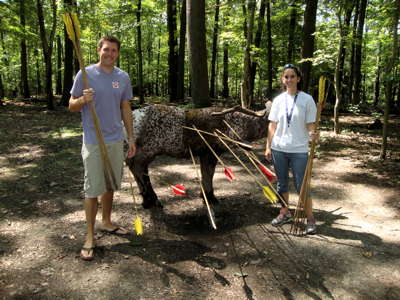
[
  {"x1": 127, "y1": 154, "x2": 162, "y2": 209},
  {"x1": 200, "y1": 153, "x2": 219, "y2": 204}
]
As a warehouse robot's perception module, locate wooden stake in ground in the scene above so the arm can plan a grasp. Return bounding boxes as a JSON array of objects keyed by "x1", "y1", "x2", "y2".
[
  {"x1": 291, "y1": 76, "x2": 327, "y2": 235},
  {"x1": 62, "y1": 12, "x2": 117, "y2": 191}
]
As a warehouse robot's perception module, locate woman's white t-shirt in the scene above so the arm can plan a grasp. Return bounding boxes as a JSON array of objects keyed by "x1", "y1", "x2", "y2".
[{"x1": 268, "y1": 91, "x2": 317, "y2": 153}]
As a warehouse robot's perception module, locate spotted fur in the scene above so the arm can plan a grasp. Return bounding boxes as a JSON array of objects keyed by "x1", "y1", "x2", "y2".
[{"x1": 126, "y1": 103, "x2": 271, "y2": 209}]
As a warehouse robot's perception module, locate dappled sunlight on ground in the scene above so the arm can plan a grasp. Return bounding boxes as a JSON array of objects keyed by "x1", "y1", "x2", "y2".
[{"x1": 1, "y1": 102, "x2": 399, "y2": 299}]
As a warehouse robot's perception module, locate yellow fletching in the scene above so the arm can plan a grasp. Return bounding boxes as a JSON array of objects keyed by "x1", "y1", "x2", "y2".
[
  {"x1": 318, "y1": 76, "x2": 326, "y2": 104},
  {"x1": 263, "y1": 186, "x2": 278, "y2": 204},
  {"x1": 71, "y1": 13, "x2": 81, "y2": 40},
  {"x1": 62, "y1": 12, "x2": 80, "y2": 42},
  {"x1": 62, "y1": 14, "x2": 74, "y2": 41},
  {"x1": 133, "y1": 217, "x2": 143, "y2": 235}
]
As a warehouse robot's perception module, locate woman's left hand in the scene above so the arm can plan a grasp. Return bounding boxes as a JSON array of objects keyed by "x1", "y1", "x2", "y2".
[{"x1": 309, "y1": 130, "x2": 320, "y2": 142}]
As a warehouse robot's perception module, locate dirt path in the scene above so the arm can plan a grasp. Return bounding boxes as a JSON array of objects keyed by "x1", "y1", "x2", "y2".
[{"x1": 1, "y1": 102, "x2": 399, "y2": 300}]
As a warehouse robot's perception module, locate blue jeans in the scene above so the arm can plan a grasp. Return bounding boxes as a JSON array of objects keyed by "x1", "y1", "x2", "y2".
[{"x1": 271, "y1": 150, "x2": 308, "y2": 195}]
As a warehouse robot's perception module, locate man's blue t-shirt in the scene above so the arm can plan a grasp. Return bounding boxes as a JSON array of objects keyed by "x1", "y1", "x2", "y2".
[{"x1": 70, "y1": 64, "x2": 133, "y2": 144}]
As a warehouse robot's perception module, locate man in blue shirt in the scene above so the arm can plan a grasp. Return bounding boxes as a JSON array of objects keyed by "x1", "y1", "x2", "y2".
[{"x1": 69, "y1": 36, "x2": 136, "y2": 260}]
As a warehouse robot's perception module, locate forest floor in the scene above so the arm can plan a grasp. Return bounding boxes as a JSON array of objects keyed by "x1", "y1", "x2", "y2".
[{"x1": 0, "y1": 100, "x2": 400, "y2": 300}]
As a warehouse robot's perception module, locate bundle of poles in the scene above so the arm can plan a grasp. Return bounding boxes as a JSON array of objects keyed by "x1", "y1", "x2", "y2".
[{"x1": 290, "y1": 76, "x2": 327, "y2": 235}]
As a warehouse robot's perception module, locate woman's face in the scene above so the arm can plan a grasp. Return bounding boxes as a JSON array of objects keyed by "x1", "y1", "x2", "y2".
[{"x1": 282, "y1": 68, "x2": 300, "y2": 90}]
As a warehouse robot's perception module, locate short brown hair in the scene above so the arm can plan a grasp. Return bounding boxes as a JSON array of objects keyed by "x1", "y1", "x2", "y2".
[{"x1": 98, "y1": 36, "x2": 121, "y2": 51}]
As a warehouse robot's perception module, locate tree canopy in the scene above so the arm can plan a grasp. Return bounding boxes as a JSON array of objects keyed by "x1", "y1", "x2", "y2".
[{"x1": 0, "y1": 0, "x2": 398, "y2": 114}]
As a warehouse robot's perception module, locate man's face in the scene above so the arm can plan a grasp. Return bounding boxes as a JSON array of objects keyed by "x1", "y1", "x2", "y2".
[{"x1": 97, "y1": 41, "x2": 119, "y2": 67}]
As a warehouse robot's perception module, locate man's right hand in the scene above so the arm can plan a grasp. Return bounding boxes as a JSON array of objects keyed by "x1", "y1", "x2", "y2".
[{"x1": 82, "y1": 88, "x2": 94, "y2": 104}]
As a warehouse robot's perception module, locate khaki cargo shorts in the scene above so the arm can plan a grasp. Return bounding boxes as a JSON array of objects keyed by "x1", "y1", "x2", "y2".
[{"x1": 82, "y1": 140, "x2": 124, "y2": 198}]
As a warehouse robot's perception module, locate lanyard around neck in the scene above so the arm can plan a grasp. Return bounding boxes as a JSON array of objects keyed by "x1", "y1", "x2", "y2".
[{"x1": 285, "y1": 92, "x2": 298, "y2": 127}]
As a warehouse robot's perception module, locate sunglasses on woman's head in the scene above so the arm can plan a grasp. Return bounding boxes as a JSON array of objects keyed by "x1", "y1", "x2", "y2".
[{"x1": 283, "y1": 63, "x2": 296, "y2": 69}]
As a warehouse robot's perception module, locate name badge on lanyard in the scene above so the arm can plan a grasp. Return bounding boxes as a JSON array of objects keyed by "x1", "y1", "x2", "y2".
[{"x1": 286, "y1": 93, "x2": 298, "y2": 127}]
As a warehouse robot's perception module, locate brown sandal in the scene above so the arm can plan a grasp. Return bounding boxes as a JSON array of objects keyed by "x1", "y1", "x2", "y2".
[{"x1": 80, "y1": 246, "x2": 95, "y2": 261}]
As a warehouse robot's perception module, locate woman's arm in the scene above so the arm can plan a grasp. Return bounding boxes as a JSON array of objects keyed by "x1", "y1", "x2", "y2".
[{"x1": 265, "y1": 121, "x2": 277, "y2": 161}]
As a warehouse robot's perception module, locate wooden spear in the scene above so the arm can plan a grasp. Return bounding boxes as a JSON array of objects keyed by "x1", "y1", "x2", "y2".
[
  {"x1": 62, "y1": 12, "x2": 117, "y2": 191},
  {"x1": 189, "y1": 147, "x2": 217, "y2": 230},
  {"x1": 191, "y1": 125, "x2": 236, "y2": 181}
]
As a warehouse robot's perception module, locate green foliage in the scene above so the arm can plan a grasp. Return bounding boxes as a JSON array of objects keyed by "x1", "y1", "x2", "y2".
[
  {"x1": 347, "y1": 104, "x2": 361, "y2": 115},
  {"x1": 0, "y1": 0, "x2": 397, "y2": 109}
]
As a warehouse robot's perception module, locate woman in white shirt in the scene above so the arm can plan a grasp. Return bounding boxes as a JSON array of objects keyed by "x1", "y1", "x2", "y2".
[{"x1": 265, "y1": 64, "x2": 318, "y2": 234}]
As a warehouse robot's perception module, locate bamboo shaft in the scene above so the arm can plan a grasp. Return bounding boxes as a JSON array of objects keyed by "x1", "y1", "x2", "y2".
[
  {"x1": 182, "y1": 126, "x2": 252, "y2": 149},
  {"x1": 217, "y1": 124, "x2": 288, "y2": 207},
  {"x1": 191, "y1": 125, "x2": 225, "y2": 167},
  {"x1": 214, "y1": 130, "x2": 263, "y2": 188},
  {"x1": 189, "y1": 147, "x2": 217, "y2": 230}
]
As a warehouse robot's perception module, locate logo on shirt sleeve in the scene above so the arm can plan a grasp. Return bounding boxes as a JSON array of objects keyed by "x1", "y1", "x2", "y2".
[{"x1": 112, "y1": 81, "x2": 120, "y2": 89}]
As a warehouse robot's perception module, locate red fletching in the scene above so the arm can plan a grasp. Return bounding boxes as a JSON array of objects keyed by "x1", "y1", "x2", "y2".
[
  {"x1": 224, "y1": 167, "x2": 235, "y2": 182},
  {"x1": 171, "y1": 184, "x2": 186, "y2": 196},
  {"x1": 258, "y1": 164, "x2": 276, "y2": 183}
]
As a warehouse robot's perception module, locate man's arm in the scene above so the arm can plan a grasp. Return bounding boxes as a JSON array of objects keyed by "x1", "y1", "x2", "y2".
[{"x1": 121, "y1": 100, "x2": 136, "y2": 158}]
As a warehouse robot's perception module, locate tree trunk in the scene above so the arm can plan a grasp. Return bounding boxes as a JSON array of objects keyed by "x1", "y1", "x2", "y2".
[
  {"x1": 34, "y1": 49, "x2": 42, "y2": 96},
  {"x1": 396, "y1": 80, "x2": 400, "y2": 112},
  {"x1": 0, "y1": 74, "x2": 4, "y2": 105},
  {"x1": 177, "y1": 0, "x2": 186, "y2": 101},
  {"x1": 334, "y1": 1, "x2": 354, "y2": 134},
  {"x1": 351, "y1": 0, "x2": 367, "y2": 105},
  {"x1": 0, "y1": 30, "x2": 7, "y2": 100},
  {"x1": 146, "y1": 29, "x2": 153, "y2": 94},
  {"x1": 167, "y1": 0, "x2": 178, "y2": 101},
  {"x1": 221, "y1": 0, "x2": 231, "y2": 99},
  {"x1": 373, "y1": 40, "x2": 381, "y2": 107},
  {"x1": 380, "y1": 0, "x2": 400, "y2": 160},
  {"x1": 187, "y1": 0, "x2": 210, "y2": 107},
  {"x1": 61, "y1": 29, "x2": 73, "y2": 105},
  {"x1": 242, "y1": 4, "x2": 247, "y2": 40},
  {"x1": 37, "y1": 0, "x2": 57, "y2": 109},
  {"x1": 265, "y1": 0, "x2": 273, "y2": 99},
  {"x1": 136, "y1": 0, "x2": 144, "y2": 104},
  {"x1": 241, "y1": 0, "x2": 256, "y2": 108},
  {"x1": 300, "y1": 0, "x2": 318, "y2": 93},
  {"x1": 20, "y1": 0, "x2": 30, "y2": 99},
  {"x1": 156, "y1": 37, "x2": 161, "y2": 96},
  {"x1": 222, "y1": 45, "x2": 229, "y2": 99},
  {"x1": 250, "y1": 0, "x2": 266, "y2": 99},
  {"x1": 56, "y1": 35, "x2": 62, "y2": 95},
  {"x1": 209, "y1": 0, "x2": 220, "y2": 99},
  {"x1": 60, "y1": 0, "x2": 74, "y2": 106},
  {"x1": 287, "y1": 3, "x2": 297, "y2": 63},
  {"x1": 348, "y1": 0, "x2": 360, "y2": 105}
]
